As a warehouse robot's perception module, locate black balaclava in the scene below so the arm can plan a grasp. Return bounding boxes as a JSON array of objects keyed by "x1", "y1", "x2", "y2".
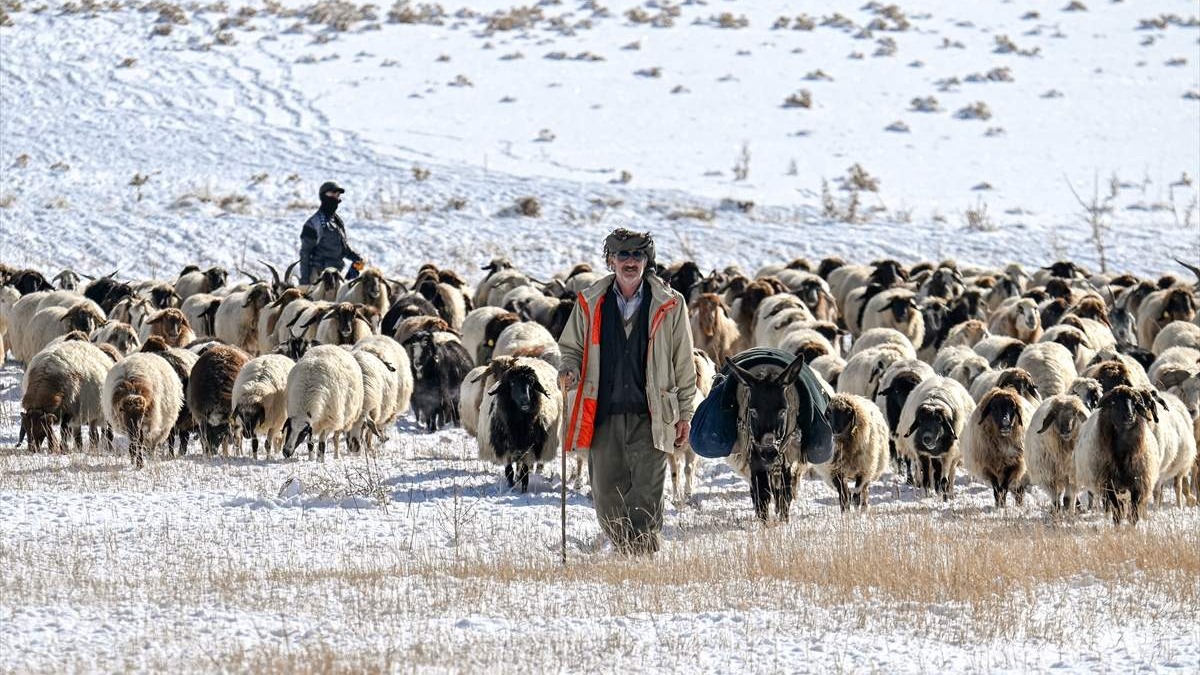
[{"x1": 319, "y1": 193, "x2": 341, "y2": 216}]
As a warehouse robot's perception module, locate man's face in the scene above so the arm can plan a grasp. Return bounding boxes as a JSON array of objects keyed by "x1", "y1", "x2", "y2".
[{"x1": 609, "y1": 249, "x2": 647, "y2": 286}]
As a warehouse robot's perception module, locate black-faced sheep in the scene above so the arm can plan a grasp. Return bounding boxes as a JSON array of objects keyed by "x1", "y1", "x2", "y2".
[
  {"x1": 231, "y1": 354, "x2": 294, "y2": 458},
  {"x1": 214, "y1": 283, "x2": 274, "y2": 355},
  {"x1": 862, "y1": 288, "x2": 924, "y2": 350},
  {"x1": 962, "y1": 387, "x2": 1036, "y2": 507},
  {"x1": 477, "y1": 356, "x2": 563, "y2": 492},
  {"x1": 175, "y1": 266, "x2": 228, "y2": 300},
  {"x1": 1136, "y1": 287, "x2": 1196, "y2": 349},
  {"x1": 103, "y1": 352, "x2": 185, "y2": 468},
  {"x1": 897, "y1": 376, "x2": 975, "y2": 500},
  {"x1": 404, "y1": 330, "x2": 473, "y2": 433},
  {"x1": 817, "y1": 393, "x2": 889, "y2": 511},
  {"x1": 461, "y1": 306, "x2": 520, "y2": 366},
  {"x1": 281, "y1": 344, "x2": 365, "y2": 461},
  {"x1": 1075, "y1": 386, "x2": 1161, "y2": 525}
]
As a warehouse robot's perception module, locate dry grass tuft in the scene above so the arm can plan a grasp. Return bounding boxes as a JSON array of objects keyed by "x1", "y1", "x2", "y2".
[{"x1": 515, "y1": 196, "x2": 541, "y2": 217}]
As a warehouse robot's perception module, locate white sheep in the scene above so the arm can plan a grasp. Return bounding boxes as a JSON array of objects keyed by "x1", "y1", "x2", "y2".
[
  {"x1": 459, "y1": 364, "x2": 491, "y2": 438},
  {"x1": 1152, "y1": 320, "x2": 1200, "y2": 355},
  {"x1": 353, "y1": 334, "x2": 413, "y2": 425},
  {"x1": 312, "y1": 302, "x2": 375, "y2": 347},
  {"x1": 987, "y1": 297, "x2": 1042, "y2": 342},
  {"x1": 1039, "y1": 324, "x2": 1097, "y2": 372},
  {"x1": 493, "y1": 320, "x2": 561, "y2": 369},
  {"x1": 1149, "y1": 390, "x2": 1197, "y2": 508},
  {"x1": 973, "y1": 335, "x2": 1026, "y2": 369},
  {"x1": 1015, "y1": 341, "x2": 1078, "y2": 398},
  {"x1": 1136, "y1": 287, "x2": 1196, "y2": 348},
  {"x1": 462, "y1": 306, "x2": 516, "y2": 366},
  {"x1": 19, "y1": 301, "x2": 107, "y2": 363},
  {"x1": 666, "y1": 349, "x2": 716, "y2": 507},
  {"x1": 1148, "y1": 346, "x2": 1200, "y2": 390},
  {"x1": 1025, "y1": 395, "x2": 1090, "y2": 513},
  {"x1": 0, "y1": 284, "x2": 20, "y2": 359},
  {"x1": 808, "y1": 354, "x2": 846, "y2": 391},
  {"x1": 103, "y1": 352, "x2": 185, "y2": 468},
  {"x1": 849, "y1": 327, "x2": 917, "y2": 360},
  {"x1": 231, "y1": 354, "x2": 294, "y2": 459},
  {"x1": 91, "y1": 321, "x2": 142, "y2": 356},
  {"x1": 281, "y1": 344, "x2": 365, "y2": 461},
  {"x1": 20, "y1": 339, "x2": 113, "y2": 452},
  {"x1": 837, "y1": 345, "x2": 908, "y2": 398},
  {"x1": 336, "y1": 267, "x2": 391, "y2": 318},
  {"x1": 941, "y1": 319, "x2": 991, "y2": 351},
  {"x1": 180, "y1": 292, "x2": 224, "y2": 339},
  {"x1": 349, "y1": 350, "x2": 390, "y2": 455},
  {"x1": 752, "y1": 294, "x2": 812, "y2": 347},
  {"x1": 214, "y1": 283, "x2": 274, "y2": 355},
  {"x1": 816, "y1": 393, "x2": 890, "y2": 511},
  {"x1": 482, "y1": 269, "x2": 531, "y2": 308}
]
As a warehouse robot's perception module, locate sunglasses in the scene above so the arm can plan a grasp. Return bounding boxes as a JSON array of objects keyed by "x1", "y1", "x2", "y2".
[{"x1": 615, "y1": 250, "x2": 647, "y2": 262}]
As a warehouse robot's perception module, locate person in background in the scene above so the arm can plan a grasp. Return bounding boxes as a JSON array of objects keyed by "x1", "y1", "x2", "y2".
[
  {"x1": 558, "y1": 228, "x2": 697, "y2": 555},
  {"x1": 299, "y1": 180, "x2": 364, "y2": 284}
]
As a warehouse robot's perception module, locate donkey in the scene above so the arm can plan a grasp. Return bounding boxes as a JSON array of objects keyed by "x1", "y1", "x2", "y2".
[{"x1": 724, "y1": 353, "x2": 812, "y2": 523}]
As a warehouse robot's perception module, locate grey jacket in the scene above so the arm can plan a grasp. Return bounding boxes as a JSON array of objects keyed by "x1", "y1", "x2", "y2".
[
  {"x1": 559, "y1": 273, "x2": 697, "y2": 454},
  {"x1": 299, "y1": 210, "x2": 361, "y2": 283}
]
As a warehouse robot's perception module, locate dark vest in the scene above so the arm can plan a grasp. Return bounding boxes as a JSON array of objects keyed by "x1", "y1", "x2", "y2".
[{"x1": 596, "y1": 284, "x2": 651, "y2": 421}]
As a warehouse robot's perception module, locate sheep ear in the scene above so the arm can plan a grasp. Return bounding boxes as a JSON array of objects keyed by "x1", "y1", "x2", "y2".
[
  {"x1": 532, "y1": 379, "x2": 551, "y2": 398},
  {"x1": 469, "y1": 365, "x2": 493, "y2": 383},
  {"x1": 1036, "y1": 413, "x2": 1055, "y2": 435},
  {"x1": 146, "y1": 312, "x2": 163, "y2": 324},
  {"x1": 978, "y1": 397, "x2": 994, "y2": 424},
  {"x1": 902, "y1": 419, "x2": 919, "y2": 438},
  {"x1": 486, "y1": 383, "x2": 500, "y2": 396},
  {"x1": 1157, "y1": 369, "x2": 1190, "y2": 390}
]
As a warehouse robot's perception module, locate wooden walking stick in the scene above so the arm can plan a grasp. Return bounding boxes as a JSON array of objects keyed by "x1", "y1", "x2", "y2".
[{"x1": 559, "y1": 376, "x2": 570, "y2": 566}]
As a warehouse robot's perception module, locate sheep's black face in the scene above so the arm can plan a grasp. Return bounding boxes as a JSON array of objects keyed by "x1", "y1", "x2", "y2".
[
  {"x1": 206, "y1": 267, "x2": 228, "y2": 290},
  {"x1": 887, "y1": 296, "x2": 914, "y2": 323},
  {"x1": 547, "y1": 300, "x2": 574, "y2": 340},
  {"x1": 1095, "y1": 366, "x2": 1131, "y2": 394},
  {"x1": 827, "y1": 401, "x2": 855, "y2": 437},
  {"x1": 920, "y1": 302, "x2": 947, "y2": 347},
  {"x1": 21, "y1": 411, "x2": 57, "y2": 450},
  {"x1": 1164, "y1": 290, "x2": 1197, "y2": 322},
  {"x1": 982, "y1": 394, "x2": 1020, "y2": 436},
  {"x1": 800, "y1": 283, "x2": 821, "y2": 311},
  {"x1": 503, "y1": 367, "x2": 548, "y2": 414},
  {"x1": 907, "y1": 407, "x2": 954, "y2": 455},
  {"x1": 150, "y1": 286, "x2": 177, "y2": 309},
  {"x1": 881, "y1": 374, "x2": 921, "y2": 431}
]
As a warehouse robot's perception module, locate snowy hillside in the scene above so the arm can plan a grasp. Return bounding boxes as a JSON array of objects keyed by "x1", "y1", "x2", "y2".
[
  {"x1": 1, "y1": 1, "x2": 1200, "y2": 673},
  {"x1": 1, "y1": 0, "x2": 1198, "y2": 280}
]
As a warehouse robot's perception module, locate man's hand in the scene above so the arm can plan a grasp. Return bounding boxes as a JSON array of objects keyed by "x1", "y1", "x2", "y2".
[
  {"x1": 351, "y1": 260, "x2": 365, "y2": 271},
  {"x1": 674, "y1": 420, "x2": 691, "y2": 448},
  {"x1": 558, "y1": 370, "x2": 578, "y2": 392}
]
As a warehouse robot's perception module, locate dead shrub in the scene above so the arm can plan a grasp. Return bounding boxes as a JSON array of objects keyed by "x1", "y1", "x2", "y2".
[
  {"x1": 782, "y1": 89, "x2": 812, "y2": 109},
  {"x1": 956, "y1": 101, "x2": 993, "y2": 120},
  {"x1": 515, "y1": 197, "x2": 541, "y2": 217}
]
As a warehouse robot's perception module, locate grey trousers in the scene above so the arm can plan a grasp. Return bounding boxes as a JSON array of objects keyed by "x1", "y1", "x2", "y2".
[{"x1": 589, "y1": 413, "x2": 667, "y2": 555}]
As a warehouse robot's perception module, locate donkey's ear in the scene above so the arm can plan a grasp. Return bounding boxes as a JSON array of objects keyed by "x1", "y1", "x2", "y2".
[
  {"x1": 776, "y1": 350, "x2": 808, "y2": 385},
  {"x1": 725, "y1": 358, "x2": 756, "y2": 385}
]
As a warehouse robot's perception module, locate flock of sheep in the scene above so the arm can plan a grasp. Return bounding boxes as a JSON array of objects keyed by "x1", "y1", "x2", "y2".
[{"x1": 1, "y1": 253, "x2": 1198, "y2": 525}]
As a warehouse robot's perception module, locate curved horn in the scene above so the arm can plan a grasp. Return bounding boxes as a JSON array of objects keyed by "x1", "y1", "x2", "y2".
[
  {"x1": 238, "y1": 267, "x2": 261, "y2": 285},
  {"x1": 284, "y1": 260, "x2": 300, "y2": 283},
  {"x1": 1176, "y1": 258, "x2": 1200, "y2": 281},
  {"x1": 260, "y1": 260, "x2": 282, "y2": 287}
]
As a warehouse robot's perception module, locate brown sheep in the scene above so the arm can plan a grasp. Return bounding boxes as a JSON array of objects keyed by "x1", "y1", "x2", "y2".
[
  {"x1": 689, "y1": 293, "x2": 739, "y2": 368},
  {"x1": 188, "y1": 344, "x2": 250, "y2": 457},
  {"x1": 962, "y1": 388, "x2": 1035, "y2": 508},
  {"x1": 1075, "y1": 386, "x2": 1162, "y2": 525},
  {"x1": 145, "y1": 308, "x2": 196, "y2": 348}
]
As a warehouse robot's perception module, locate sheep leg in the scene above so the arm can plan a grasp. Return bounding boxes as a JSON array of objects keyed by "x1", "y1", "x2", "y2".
[
  {"x1": 1129, "y1": 487, "x2": 1144, "y2": 526},
  {"x1": 683, "y1": 451, "x2": 694, "y2": 502},
  {"x1": 251, "y1": 436, "x2": 259, "y2": 459},
  {"x1": 918, "y1": 455, "x2": 934, "y2": 496},
  {"x1": 318, "y1": 439, "x2": 326, "y2": 462},
  {"x1": 504, "y1": 463, "x2": 515, "y2": 488},
  {"x1": 855, "y1": 475, "x2": 869, "y2": 510},
  {"x1": 88, "y1": 426, "x2": 100, "y2": 453},
  {"x1": 333, "y1": 434, "x2": 340, "y2": 460},
  {"x1": 835, "y1": 473, "x2": 854, "y2": 509},
  {"x1": 1174, "y1": 476, "x2": 1185, "y2": 509},
  {"x1": 103, "y1": 427, "x2": 114, "y2": 453},
  {"x1": 71, "y1": 425, "x2": 83, "y2": 454},
  {"x1": 775, "y1": 471, "x2": 794, "y2": 523}
]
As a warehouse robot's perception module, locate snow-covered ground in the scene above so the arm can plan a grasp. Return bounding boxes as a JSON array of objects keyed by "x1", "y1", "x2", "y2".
[{"x1": 1, "y1": 0, "x2": 1199, "y2": 672}]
